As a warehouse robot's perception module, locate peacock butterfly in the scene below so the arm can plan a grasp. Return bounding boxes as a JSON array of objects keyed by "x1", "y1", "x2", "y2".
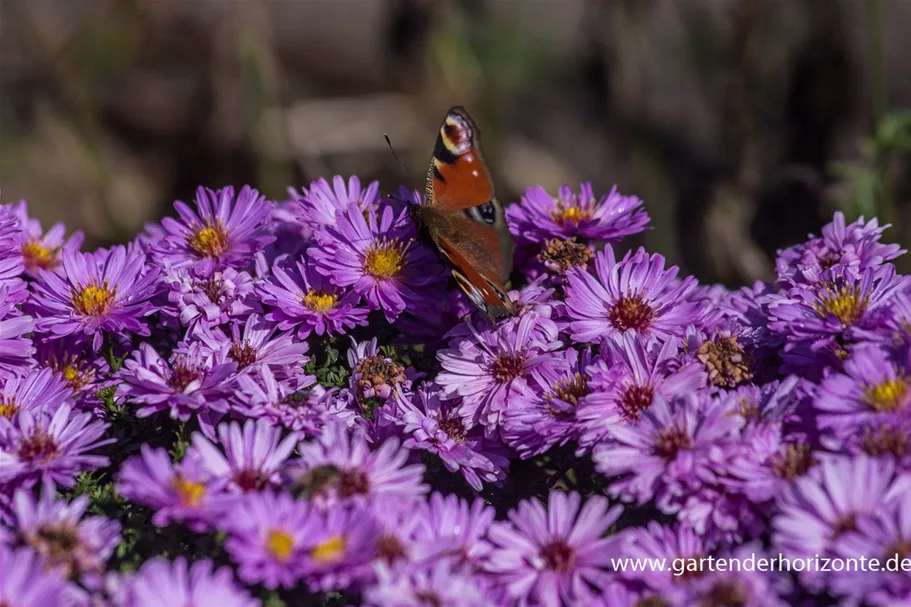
[{"x1": 410, "y1": 106, "x2": 518, "y2": 320}]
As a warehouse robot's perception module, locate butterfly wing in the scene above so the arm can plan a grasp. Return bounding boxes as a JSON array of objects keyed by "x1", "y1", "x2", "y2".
[{"x1": 421, "y1": 107, "x2": 517, "y2": 318}]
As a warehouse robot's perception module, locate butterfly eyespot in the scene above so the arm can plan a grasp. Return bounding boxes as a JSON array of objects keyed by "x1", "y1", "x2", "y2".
[{"x1": 465, "y1": 201, "x2": 497, "y2": 225}]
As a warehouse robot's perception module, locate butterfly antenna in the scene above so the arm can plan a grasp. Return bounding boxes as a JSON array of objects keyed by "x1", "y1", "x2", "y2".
[{"x1": 384, "y1": 133, "x2": 411, "y2": 182}]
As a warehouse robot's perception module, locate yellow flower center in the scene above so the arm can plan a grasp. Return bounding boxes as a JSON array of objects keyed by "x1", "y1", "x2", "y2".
[
  {"x1": 549, "y1": 200, "x2": 592, "y2": 226},
  {"x1": 311, "y1": 534, "x2": 346, "y2": 564},
  {"x1": 813, "y1": 283, "x2": 868, "y2": 326},
  {"x1": 0, "y1": 398, "x2": 18, "y2": 418},
  {"x1": 863, "y1": 378, "x2": 909, "y2": 412},
  {"x1": 363, "y1": 239, "x2": 408, "y2": 279},
  {"x1": 266, "y1": 529, "x2": 294, "y2": 562},
  {"x1": 71, "y1": 284, "x2": 115, "y2": 316},
  {"x1": 189, "y1": 224, "x2": 229, "y2": 258},
  {"x1": 304, "y1": 290, "x2": 338, "y2": 313},
  {"x1": 21, "y1": 240, "x2": 57, "y2": 271},
  {"x1": 171, "y1": 476, "x2": 206, "y2": 507}
]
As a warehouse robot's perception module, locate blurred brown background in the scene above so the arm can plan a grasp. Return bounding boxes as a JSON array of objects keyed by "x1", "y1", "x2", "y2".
[{"x1": 2, "y1": 0, "x2": 911, "y2": 285}]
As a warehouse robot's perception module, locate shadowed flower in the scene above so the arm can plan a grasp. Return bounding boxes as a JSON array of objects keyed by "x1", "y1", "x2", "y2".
[
  {"x1": 309, "y1": 202, "x2": 444, "y2": 322},
  {"x1": 124, "y1": 556, "x2": 258, "y2": 607},
  {"x1": 155, "y1": 185, "x2": 275, "y2": 269},
  {"x1": 507, "y1": 182, "x2": 649, "y2": 245},
  {"x1": 484, "y1": 491, "x2": 624, "y2": 607},
  {"x1": 31, "y1": 245, "x2": 161, "y2": 351},
  {"x1": 564, "y1": 247, "x2": 706, "y2": 344},
  {"x1": 188, "y1": 418, "x2": 298, "y2": 493},
  {"x1": 0, "y1": 403, "x2": 112, "y2": 488},
  {"x1": 259, "y1": 259, "x2": 369, "y2": 339},
  {"x1": 33, "y1": 338, "x2": 111, "y2": 406}
]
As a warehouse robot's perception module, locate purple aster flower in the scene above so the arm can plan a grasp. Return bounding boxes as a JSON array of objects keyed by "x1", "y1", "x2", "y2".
[
  {"x1": 436, "y1": 312, "x2": 565, "y2": 431},
  {"x1": 773, "y1": 455, "x2": 899, "y2": 578},
  {"x1": 365, "y1": 560, "x2": 488, "y2": 607},
  {"x1": 394, "y1": 383, "x2": 509, "y2": 491},
  {"x1": 0, "y1": 205, "x2": 27, "y2": 304},
  {"x1": 222, "y1": 490, "x2": 315, "y2": 589},
  {"x1": 393, "y1": 289, "x2": 473, "y2": 348},
  {"x1": 0, "y1": 290, "x2": 34, "y2": 378},
  {"x1": 188, "y1": 418, "x2": 298, "y2": 493},
  {"x1": 293, "y1": 175, "x2": 380, "y2": 228},
  {"x1": 0, "y1": 368, "x2": 73, "y2": 420},
  {"x1": 33, "y1": 338, "x2": 112, "y2": 407},
  {"x1": 0, "y1": 403, "x2": 111, "y2": 488},
  {"x1": 777, "y1": 211, "x2": 904, "y2": 287},
  {"x1": 524, "y1": 236, "x2": 597, "y2": 283},
  {"x1": 154, "y1": 185, "x2": 275, "y2": 270},
  {"x1": 412, "y1": 492, "x2": 495, "y2": 570},
  {"x1": 299, "y1": 503, "x2": 380, "y2": 591},
  {"x1": 369, "y1": 498, "x2": 431, "y2": 568},
  {"x1": 124, "y1": 556, "x2": 258, "y2": 607},
  {"x1": 309, "y1": 201, "x2": 445, "y2": 322},
  {"x1": 0, "y1": 544, "x2": 70, "y2": 606},
  {"x1": 259, "y1": 259, "x2": 369, "y2": 339},
  {"x1": 348, "y1": 337, "x2": 416, "y2": 403},
  {"x1": 287, "y1": 422, "x2": 427, "y2": 509},
  {"x1": 814, "y1": 345, "x2": 910, "y2": 443},
  {"x1": 563, "y1": 246, "x2": 706, "y2": 344},
  {"x1": 575, "y1": 334, "x2": 707, "y2": 452},
  {"x1": 593, "y1": 392, "x2": 742, "y2": 512},
  {"x1": 31, "y1": 245, "x2": 161, "y2": 350},
  {"x1": 5, "y1": 481, "x2": 120, "y2": 579},
  {"x1": 767, "y1": 264, "x2": 908, "y2": 349},
  {"x1": 119, "y1": 342, "x2": 237, "y2": 439},
  {"x1": 8, "y1": 199, "x2": 84, "y2": 277},
  {"x1": 831, "y1": 489, "x2": 911, "y2": 604},
  {"x1": 161, "y1": 262, "x2": 258, "y2": 334},
  {"x1": 484, "y1": 491, "x2": 624, "y2": 607},
  {"x1": 232, "y1": 366, "x2": 353, "y2": 435},
  {"x1": 117, "y1": 445, "x2": 234, "y2": 532},
  {"x1": 507, "y1": 182, "x2": 649, "y2": 245}
]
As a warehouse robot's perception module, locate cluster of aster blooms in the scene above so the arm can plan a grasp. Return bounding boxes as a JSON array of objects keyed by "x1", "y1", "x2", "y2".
[{"x1": 0, "y1": 174, "x2": 909, "y2": 607}]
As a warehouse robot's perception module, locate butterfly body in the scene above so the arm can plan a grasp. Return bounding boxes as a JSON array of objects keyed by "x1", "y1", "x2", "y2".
[{"x1": 414, "y1": 106, "x2": 517, "y2": 320}]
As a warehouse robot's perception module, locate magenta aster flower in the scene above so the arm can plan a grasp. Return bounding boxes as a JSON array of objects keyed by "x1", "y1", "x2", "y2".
[
  {"x1": 0, "y1": 368, "x2": 73, "y2": 420},
  {"x1": 232, "y1": 367, "x2": 353, "y2": 436},
  {"x1": 259, "y1": 259, "x2": 369, "y2": 339},
  {"x1": 33, "y1": 337, "x2": 113, "y2": 409},
  {"x1": 188, "y1": 418, "x2": 298, "y2": 493},
  {"x1": 161, "y1": 262, "x2": 258, "y2": 334},
  {"x1": 5, "y1": 482, "x2": 120, "y2": 579},
  {"x1": 0, "y1": 205, "x2": 27, "y2": 304},
  {"x1": 299, "y1": 503, "x2": 380, "y2": 591},
  {"x1": 124, "y1": 556, "x2": 258, "y2": 607},
  {"x1": 0, "y1": 544, "x2": 70, "y2": 606},
  {"x1": 507, "y1": 182, "x2": 649, "y2": 245},
  {"x1": 814, "y1": 345, "x2": 910, "y2": 442},
  {"x1": 0, "y1": 290, "x2": 34, "y2": 378},
  {"x1": 0, "y1": 403, "x2": 111, "y2": 488},
  {"x1": 8, "y1": 199, "x2": 84, "y2": 277},
  {"x1": 222, "y1": 490, "x2": 315, "y2": 589},
  {"x1": 154, "y1": 185, "x2": 275, "y2": 270},
  {"x1": 119, "y1": 342, "x2": 237, "y2": 439},
  {"x1": 288, "y1": 423, "x2": 427, "y2": 509},
  {"x1": 366, "y1": 560, "x2": 488, "y2": 607},
  {"x1": 575, "y1": 333, "x2": 707, "y2": 451},
  {"x1": 563, "y1": 246, "x2": 706, "y2": 344},
  {"x1": 31, "y1": 245, "x2": 161, "y2": 350},
  {"x1": 309, "y1": 201, "x2": 445, "y2": 322},
  {"x1": 412, "y1": 492, "x2": 495, "y2": 569},
  {"x1": 394, "y1": 383, "x2": 508, "y2": 491},
  {"x1": 436, "y1": 312, "x2": 565, "y2": 431},
  {"x1": 484, "y1": 491, "x2": 624, "y2": 607},
  {"x1": 593, "y1": 392, "x2": 742, "y2": 512},
  {"x1": 292, "y1": 175, "x2": 380, "y2": 228},
  {"x1": 117, "y1": 445, "x2": 234, "y2": 532}
]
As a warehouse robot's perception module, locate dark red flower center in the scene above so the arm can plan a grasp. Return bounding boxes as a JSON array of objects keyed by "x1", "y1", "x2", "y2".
[
  {"x1": 375, "y1": 534, "x2": 408, "y2": 564},
  {"x1": 491, "y1": 352, "x2": 527, "y2": 383},
  {"x1": 201, "y1": 276, "x2": 226, "y2": 303},
  {"x1": 699, "y1": 580, "x2": 748, "y2": 607},
  {"x1": 32, "y1": 522, "x2": 81, "y2": 571},
  {"x1": 608, "y1": 294, "x2": 655, "y2": 332},
  {"x1": 540, "y1": 539, "x2": 575, "y2": 573},
  {"x1": 653, "y1": 421, "x2": 693, "y2": 460},
  {"x1": 233, "y1": 468, "x2": 268, "y2": 492},
  {"x1": 229, "y1": 340, "x2": 258, "y2": 369},
  {"x1": 771, "y1": 443, "x2": 817, "y2": 480},
  {"x1": 861, "y1": 423, "x2": 909, "y2": 459},
  {"x1": 337, "y1": 468, "x2": 370, "y2": 498},
  {"x1": 618, "y1": 383, "x2": 655, "y2": 423},
  {"x1": 415, "y1": 592, "x2": 443, "y2": 607},
  {"x1": 169, "y1": 362, "x2": 202, "y2": 392},
  {"x1": 832, "y1": 513, "x2": 858, "y2": 537},
  {"x1": 635, "y1": 596, "x2": 672, "y2": 607},
  {"x1": 18, "y1": 431, "x2": 59, "y2": 465}
]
